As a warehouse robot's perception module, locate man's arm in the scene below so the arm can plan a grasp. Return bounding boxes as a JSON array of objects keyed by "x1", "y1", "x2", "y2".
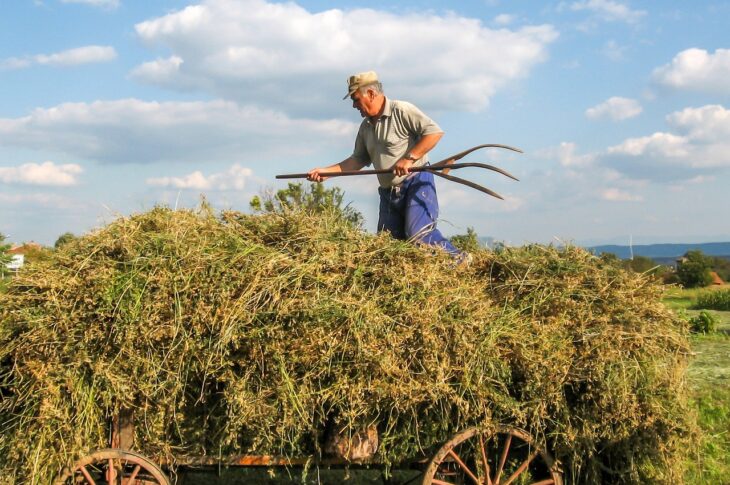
[
  {"x1": 392, "y1": 132, "x2": 444, "y2": 177},
  {"x1": 307, "y1": 156, "x2": 368, "y2": 182}
]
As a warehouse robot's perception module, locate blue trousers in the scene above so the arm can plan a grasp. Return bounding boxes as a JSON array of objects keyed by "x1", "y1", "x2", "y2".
[{"x1": 377, "y1": 170, "x2": 460, "y2": 255}]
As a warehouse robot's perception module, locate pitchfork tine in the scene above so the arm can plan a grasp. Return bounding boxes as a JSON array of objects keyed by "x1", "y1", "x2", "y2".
[{"x1": 427, "y1": 169, "x2": 505, "y2": 200}]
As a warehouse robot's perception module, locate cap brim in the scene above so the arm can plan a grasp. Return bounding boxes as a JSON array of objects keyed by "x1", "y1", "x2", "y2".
[{"x1": 343, "y1": 87, "x2": 357, "y2": 100}]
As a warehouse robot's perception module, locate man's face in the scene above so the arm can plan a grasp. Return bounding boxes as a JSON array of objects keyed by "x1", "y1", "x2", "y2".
[{"x1": 351, "y1": 89, "x2": 378, "y2": 118}]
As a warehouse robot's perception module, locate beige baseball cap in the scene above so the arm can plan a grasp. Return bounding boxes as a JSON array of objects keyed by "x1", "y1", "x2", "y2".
[{"x1": 343, "y1": 71, "x2": 379, "y2": 99}]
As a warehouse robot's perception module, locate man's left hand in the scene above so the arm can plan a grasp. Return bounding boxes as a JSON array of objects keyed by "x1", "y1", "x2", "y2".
[{"x1": 393, "y1": 158, "x2": 415, "y2": 177}]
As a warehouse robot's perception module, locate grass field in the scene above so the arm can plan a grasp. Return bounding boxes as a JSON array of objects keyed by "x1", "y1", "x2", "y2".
[{"x1": 666, "y1": 285, "x2": 730, "y2": 483}]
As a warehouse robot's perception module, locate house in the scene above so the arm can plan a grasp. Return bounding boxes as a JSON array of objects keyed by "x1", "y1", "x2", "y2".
[{"x1": 4, "y1": 242, "x2": 43, "y2": 273}]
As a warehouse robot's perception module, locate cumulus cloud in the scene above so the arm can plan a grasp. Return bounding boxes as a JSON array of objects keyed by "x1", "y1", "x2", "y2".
[
  {"x1": 147, "y1": 164, "x2": 258, "y2": 190},
  {"x1": 131, "y1": 0, "x2": 557, "y2": 115},
  {"x1": 0, "y1": 161, "x2": 82, "y2": 186},
  {"x1": 653, "y1": 48, "x2": 730, "y2": 95},
  {"x1": 1, "y1": 46, "x2": 117, "y2": 70},
  {"x1": 586, "y1": 96, "x2": 642, "y2": 121},
  {"x1": 598, "y1": 104, "x2": 730, "y2": 180},
  {"x1": 61, "y1": 0, "x2": 120, "y2": 9},
  {"x1": 568, "y1": 0, "x2": 646, "y2": 23},
  {"x1": 0, "y1": 99, "x2": 355, "y2": 165}
]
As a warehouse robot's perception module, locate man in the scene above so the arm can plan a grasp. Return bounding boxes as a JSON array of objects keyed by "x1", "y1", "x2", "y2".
[{"x1": 307, "y1": 71, "x2": 461, "y2": 257}]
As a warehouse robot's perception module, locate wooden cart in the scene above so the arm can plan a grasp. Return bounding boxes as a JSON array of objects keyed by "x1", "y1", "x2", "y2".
[{"x1": 55, "y1": 409, "x2": 563, "y2": 485}]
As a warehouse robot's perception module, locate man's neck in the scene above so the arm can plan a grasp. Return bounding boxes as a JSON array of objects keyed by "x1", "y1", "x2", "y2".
[{"x1": 369, "y1": 96, "x2": 387, "y2": 122}]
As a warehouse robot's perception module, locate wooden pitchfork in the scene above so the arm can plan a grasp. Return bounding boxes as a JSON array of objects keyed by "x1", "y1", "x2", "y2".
[{"x1": 276, "y1": 144, "x2": 522, "y2": 200}]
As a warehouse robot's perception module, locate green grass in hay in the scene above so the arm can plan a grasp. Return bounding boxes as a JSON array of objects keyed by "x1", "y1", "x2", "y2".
[{"x1": 0, "y1": 207, "x2": 694, "y2": 484}]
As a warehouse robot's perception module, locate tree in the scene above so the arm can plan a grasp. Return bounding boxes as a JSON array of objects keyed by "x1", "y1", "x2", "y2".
[
  {"x1": 450, "y1": 227, "x2": 482, "y2": 253},
  {"x1": 54, "y1": 232, "x2": 77, "y2": 249},
  {"x1": 677, "y1": 250, "x2": 713, "y2": 288},
  {"x1": 0, "y1": 233, "x2": 11, "y2": 278},
  {"x1": 250, "y1": 182, "x2": 364, "y2": 228},
  {"x1": 623, "y1": 255, "x2": 659, "y2": 274},
  {"x1": 709, "y1": 256, "x2": 730, "y2": 282}
]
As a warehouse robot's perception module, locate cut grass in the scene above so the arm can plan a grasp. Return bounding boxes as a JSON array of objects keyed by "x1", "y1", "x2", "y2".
[{"x1": 667, "y1": 288, "x2": 730, "y2": 483}]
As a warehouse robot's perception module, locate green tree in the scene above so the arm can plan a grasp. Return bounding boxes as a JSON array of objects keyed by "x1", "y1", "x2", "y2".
[
  {"x1": 54, "y1": 232, "x2": 77, "y2": 249},
  {"x1": 623, "y1": 255, "x2": 659, "y2": 273},
  {"x1": 250, "y1": 182, "x2": 364, "y2": 228},
  {"x1": 709, "y1": 256, "x2": 730, "y2": 282},
  {"x1": 450, "y1": 227, "x2": 482, "y2": 253},
  {"x1": 677, "y1": 250, "x2": 713, "y2": 288},
  {"x1": 0, "y1": 233, "x2": 11, "y2": 278}
]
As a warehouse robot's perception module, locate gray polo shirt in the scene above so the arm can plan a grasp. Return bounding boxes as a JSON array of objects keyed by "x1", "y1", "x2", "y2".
[{"x1": 351, "y1": 98, "x2": 443, "y2": 187}]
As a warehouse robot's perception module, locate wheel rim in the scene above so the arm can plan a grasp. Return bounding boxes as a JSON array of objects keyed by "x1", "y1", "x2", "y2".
[
  {"x1": 59, "y1": 449, "x2": 170, "y2": 485},
  {"x1": 422, "y1": 426, "x2": 562, "y2": 485}
]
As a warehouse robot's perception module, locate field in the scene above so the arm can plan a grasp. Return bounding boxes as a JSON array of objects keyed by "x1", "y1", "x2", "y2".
[{"x1": 664, "y1": 286, "x2": 730, "y2": 483}]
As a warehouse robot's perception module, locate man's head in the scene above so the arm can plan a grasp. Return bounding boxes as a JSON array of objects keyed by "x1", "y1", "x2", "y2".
[{"x1": 345, "y1": 71, "x2": 385, "y2": 118}]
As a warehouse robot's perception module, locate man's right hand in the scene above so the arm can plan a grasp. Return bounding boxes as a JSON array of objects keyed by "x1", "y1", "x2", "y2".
[{"x1": 307, "y1": 168, "x2": 328, "y2": 182}]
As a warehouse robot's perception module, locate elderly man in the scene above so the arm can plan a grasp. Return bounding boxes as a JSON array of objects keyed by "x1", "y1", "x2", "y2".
[{"x1": 307, "y1": 71, "x2": 461, "y2": 257}]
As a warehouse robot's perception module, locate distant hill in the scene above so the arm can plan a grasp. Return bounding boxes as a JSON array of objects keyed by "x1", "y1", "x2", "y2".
[{"x1": 587, "y1": 242, "x2": 730, "y2": 262}]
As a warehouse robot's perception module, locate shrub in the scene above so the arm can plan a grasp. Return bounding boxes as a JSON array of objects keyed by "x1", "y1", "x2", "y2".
[
  {"x1": 688, "y1": 310, "x2": 718, "y2": 334},
  {"x1": 694, "y1": 289, "x2": 730, "y2": 311}
]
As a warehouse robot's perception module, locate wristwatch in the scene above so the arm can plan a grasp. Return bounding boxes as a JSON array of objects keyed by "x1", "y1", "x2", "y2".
[{"x1": 404, "y1": 152, "x2": 418, "y2": 161}]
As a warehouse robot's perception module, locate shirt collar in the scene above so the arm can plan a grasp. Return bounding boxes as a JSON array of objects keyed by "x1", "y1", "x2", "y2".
[{"x1": 367, "y1": 97, "x2": 391, "y2": 125}]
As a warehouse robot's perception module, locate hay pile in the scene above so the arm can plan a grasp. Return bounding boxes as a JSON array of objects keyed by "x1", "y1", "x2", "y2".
[{"x1": 0, "y1": 207, "x2": 693, "y2": 483}]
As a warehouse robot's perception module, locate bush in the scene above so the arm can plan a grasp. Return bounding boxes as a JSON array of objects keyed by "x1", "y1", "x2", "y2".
[
  {"x1": 694, "y1": 289, "x2": 730, "y2": 311},
  {"x1": 688, "y1": 310, "x2": 718, "y2": 334}
]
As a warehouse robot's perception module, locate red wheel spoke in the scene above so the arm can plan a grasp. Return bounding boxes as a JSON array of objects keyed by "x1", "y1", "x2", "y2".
[
  {"x1": 529, "y1": 480, "x2": 554, "y2": 485},
  {"x1": 433, "y1": 480, "x2": 458, "y2": 485},
  {"x1": 493, "y1": 434, "x2": 512, "y2": 485},
  {"x1": 503, "y1": 450, "x2": 539, "y2": 485},
  {"x1": 447, "y1": 449, "x2": 481, "y2": 485},
  {"x1": 79, "y1": 465, "x2": 97, "y2": 485},
  {"x1": 479, "y1": 434, "x2": 493, "y2": 485},
  {"x1": 123, "y1": 464, "x2": 142, "y2": 485}
]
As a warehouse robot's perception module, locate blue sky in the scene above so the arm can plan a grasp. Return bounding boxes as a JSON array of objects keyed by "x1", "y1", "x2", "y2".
[{"x1": 1, "y1": 0, "x2": 729, "y2": 247}]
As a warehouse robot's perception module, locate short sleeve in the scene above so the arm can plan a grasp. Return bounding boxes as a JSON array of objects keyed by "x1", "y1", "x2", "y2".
[{"x1": 398, "y1": 101, "x2": 444, "y2": 137}]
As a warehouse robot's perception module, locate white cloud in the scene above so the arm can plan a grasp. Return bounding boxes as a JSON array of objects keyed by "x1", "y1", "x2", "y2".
[
  {"x1": 586, "y1": 96, "x2": 642, "y2": 121},
  {"x1": 131, "y1": 0, "x2": 558, "y2": 115},
  {"x1": 0, "y1": 99, "x2": 356, "y2": 165},
  {"x1": 537, "y1": 142, "x2": 595, "y2": 167},
  {"x1": 600, "y1": 188, "x2": 642, "y2": 202},
  {"x1": 1, "y1": 46, "x2": 117, "y2": 70},
  {"x1": 147, "y1": 164, "x2": 258, "y2": 190},
  {"x1": 653, "y1": 48, "x2": 730, "y2": 95},
  {"x1": 569, "y1": 0, "x2": 646, "y2": 23},
  {"x1": 0, "y1": 161, "x2": 82, "y2": 186},
  {"x1": 61, "y1": 0, "x2": 120, "y2": 9},
  {"x1": 493, "y1": 14, "x2": 515, "y2": 26},
  {"x1": 598, "y1": 104, "x2": 730, "y2": 180}
]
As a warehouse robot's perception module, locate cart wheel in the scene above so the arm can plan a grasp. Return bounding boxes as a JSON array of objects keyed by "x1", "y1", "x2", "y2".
[
  {"x1": 422, "y1": 426, "x2": 562, "y2": 485},
  {"x1": 56, "y1": 448, "x2": 170, "y2": 485}
]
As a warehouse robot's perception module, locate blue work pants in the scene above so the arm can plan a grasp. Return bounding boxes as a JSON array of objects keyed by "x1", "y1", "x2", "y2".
[{"x1": 377, "y1": 170, "x2": 460, "y2": 256}]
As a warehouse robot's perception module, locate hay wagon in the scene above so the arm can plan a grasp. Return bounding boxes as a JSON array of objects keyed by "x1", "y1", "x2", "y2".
[{"x1": 55, "y1": 407, "x2": 563, "y2": 485}]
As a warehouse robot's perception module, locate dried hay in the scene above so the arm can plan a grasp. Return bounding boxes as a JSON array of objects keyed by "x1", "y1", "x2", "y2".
[{"x1": 0, "y1": 206, "x2": 693, "y2": 483}]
